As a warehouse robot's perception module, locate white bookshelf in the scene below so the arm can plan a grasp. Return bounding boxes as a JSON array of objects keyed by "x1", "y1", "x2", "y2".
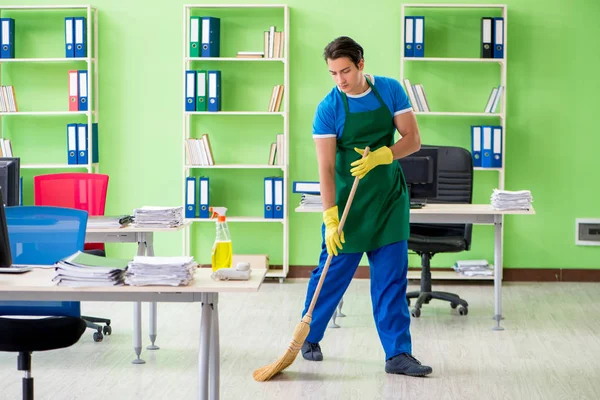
[
  {"x1": 182, "y1": 4, "x2": 290, "y2": 282},
  {"x1": 400, "y1": 3, "x2": 507, "y2": 189},
  {"x1": 0, "y1": 5, "x2": 99, "y2": 175}
]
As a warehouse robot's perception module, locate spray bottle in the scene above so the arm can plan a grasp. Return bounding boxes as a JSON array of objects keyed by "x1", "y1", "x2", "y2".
[{"x1": 209, "y1": 206, "x2": 232, "y2": 272}]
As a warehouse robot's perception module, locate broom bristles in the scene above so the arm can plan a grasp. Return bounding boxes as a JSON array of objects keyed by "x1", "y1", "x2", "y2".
[{"x1": 253, "y1": 315, "x2": 312, "y2": 382}]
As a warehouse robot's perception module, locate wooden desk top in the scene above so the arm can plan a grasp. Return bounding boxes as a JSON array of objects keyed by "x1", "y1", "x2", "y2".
[{"x1": 295, "y1": 203, "x2": 536, "y2": 215}]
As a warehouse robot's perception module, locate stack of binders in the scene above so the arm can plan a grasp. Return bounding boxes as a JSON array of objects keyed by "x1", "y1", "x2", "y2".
[
  {"x1": 186, "y1": 70, "x2": 221, "y2": 112},
  {"x1": 481, "y1": 17, "x2": 504, "y2": 59},
  {"x1": 0, "y1": 18, "x2": 15, "y2": 58},
  {"x1": 68, "y1": 70, "x2": 89, "y2": 111},
  {"x1": 404, "y1": 16, "x2": 424, "y2": 57},
  {"x1": 185, "y1": 176, "x2": 210, "y2": 219},
  {"x1": 471, "y1": 125, "x2": 502, "y2": 168},
  {"x1": 64, "y1": 17, "x2": 87, "y2": 58},
  {"x1": 67, "y1": 123, "x2": 98, "y2": 165},
  {"x1": 189, "y1": 16, "x2": 220, "y2": 58},
  {"x1": 264, "y1": 177, "x2": 284, "y2": 219}
]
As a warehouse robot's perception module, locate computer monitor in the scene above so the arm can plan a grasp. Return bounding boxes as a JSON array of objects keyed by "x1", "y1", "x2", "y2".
[
  {"x1": 0, "y1": 190, "x2": 12, "y2": 267},
  {"x1": 0, "y1": 157, "x2": 20, "y2": 207},
  {"x1": 398, "y1": 147, "x2": 438, "y2": 202}
]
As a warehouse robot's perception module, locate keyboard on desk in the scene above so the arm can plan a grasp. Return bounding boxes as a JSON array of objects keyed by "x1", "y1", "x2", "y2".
[{"x1": 410, "y1": 201, "x2": 426, "y2": 209}]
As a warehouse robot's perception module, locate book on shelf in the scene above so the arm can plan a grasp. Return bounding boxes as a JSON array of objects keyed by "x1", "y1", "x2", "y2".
[
  {"x1": 0, "y1": 86, "x2": 18, "y2": 112},
  {"x1": 0, "y1": 138, "x2": 13, "y2": 157},
  {"x1": 484, "y1": 85, "x2": 503, "y2": 113},
  {"x1": 264, "y1": 26, "x2": 284, "y2": 59},
  {"x1": 268, "y1": 85, "x2": 284, "y2": 112},
  {"x1": 236, "y1": 51, "x2": 264, "y2": 58},
  {"x1": 403, "y1": 79, "x2": 429, "y2": 112},
  {"x1": 185, "y1": 134, "x2": 215, "y2": 166},
  {"x1": 267, "y1": 133, "x2": 284, "y2": 166}
]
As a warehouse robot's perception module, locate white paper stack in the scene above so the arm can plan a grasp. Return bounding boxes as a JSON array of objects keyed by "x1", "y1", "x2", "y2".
[
  {"x1": 125, "y1": 256, "x2": 197, "y2": 286},
  {"x1": 299, "y1": 194, "x2": 323, "y2": 210},
  {"x1": 133, "y1": 206, "x2": 184, "y2": 228},
  {"x1": 491, "y1": 189, "x2": 533, "y2": 210},
  {"x1": 453, "y1": 260, "x2": 494, "y2": 277},
  {"x1": 53, "y1": 251, "x2": 129, "y2": 287}
]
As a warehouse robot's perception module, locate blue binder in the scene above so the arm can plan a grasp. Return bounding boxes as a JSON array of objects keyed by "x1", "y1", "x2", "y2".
[
  {"x1": 185, "y1": 177, "x2": 197, "y2": 218},
  {"x1": 78, "y1": 70, "x2": 88, "y2": 111},
  {"x1": 199, "y1": 177, "x2": 210, "y2": 218},
  {"x1": 292, "y1": 181, "x2": 320, "y2": 194},
  {"x1": 264, "y1": 177, "x2": 274, "y2": 219},
  {"x1": 493, "y1": 18, "x2": 504, "y2": 59},
  {"x1": 491, "y1": 126, "x2": 503, "y2": 168},
  {"x1": 413, "y1": 16, "x2": 424, "y2": 57},
  {"x1": 201, "y1": 17, "x2": 220, "y2": 57},
  {"x1": 207, "y1": 70, "x2": 221, "y2": 112},
  {"x1": 185, "y1": 70, "x2": 196, "y2": 112},
  {"x1": 404, "y1": 17, "x2": 414, "y2": 57},
  {"x1": 76, "y1": 123, "x2": 98, "y2": 164},
  {"x1": 481, "y1": 126, "x2": 493, "y2": 168},
  {"x1": 67, "y1": 123, "x2": 78, "y2": 165},
  {"x1": 273, "y1": 177, "x2": 283, "y2": 219},
  {"x1": 471, "y1": 126, "x2": 482, "y2": 168},
  {"x1": 0, "y1": 18, "x2": 15, "y2": 58},
  {"x1": 65, "y1": 17, "x2": 75, "y2": 58},
  {"x1": 74, "y1": 17, "x2": 86, "y2": 57}
]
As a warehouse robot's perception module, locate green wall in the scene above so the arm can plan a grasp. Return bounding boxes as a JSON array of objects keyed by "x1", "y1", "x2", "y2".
[{"x1": 3, "y1": 0, "x2": 599, "y2": 270}]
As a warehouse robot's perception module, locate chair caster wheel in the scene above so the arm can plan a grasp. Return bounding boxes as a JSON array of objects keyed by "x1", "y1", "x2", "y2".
[
  {"x1": 411, "y1": 308, "x2": 421, "y2": 318},
  {"x1": 450, "y1": 302, "x2": 458, "y2": 309},
  {"x1": 458, "y1": 306, "x2": 468, "y2": 316},
  {"x1": 103, "y1": 325, "x2": 112, "y2": 335},
  {"x1": 93, "y1": 331, "x2": 103, "y2": 342}
]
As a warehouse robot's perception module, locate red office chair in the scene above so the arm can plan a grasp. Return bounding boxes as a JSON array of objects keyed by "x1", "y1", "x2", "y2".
[
  {"x1": 33, "y1": 172, "x2": 112, "y2": 341},
  {"x1": 34, "y1": 172, "x2": 108, "y2": 254}
]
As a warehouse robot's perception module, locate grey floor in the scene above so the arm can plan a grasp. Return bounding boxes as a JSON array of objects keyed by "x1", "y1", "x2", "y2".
[{"x1": 1, "y1": 278, "x2": 599, "y2": 400}]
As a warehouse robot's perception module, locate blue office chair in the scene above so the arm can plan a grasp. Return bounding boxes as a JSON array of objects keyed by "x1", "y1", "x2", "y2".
[{"x1": 0, "y1": 205, "x2": 88, "y2": 400}]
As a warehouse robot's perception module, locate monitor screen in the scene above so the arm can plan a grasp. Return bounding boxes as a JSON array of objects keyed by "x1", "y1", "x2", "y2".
[
  {"x1": 0, "y1": 157, "x2": 20, "y2": 207},
  {"x1": 0, "y1": 190, "x2": 12, "y2": 267},
  {"x1": 398, "y1": 147, "x2": 438, "y2": 201}
]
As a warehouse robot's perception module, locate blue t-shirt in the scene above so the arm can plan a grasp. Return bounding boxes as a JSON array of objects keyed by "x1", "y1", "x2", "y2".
[{"x1": 312, "y1": 75, "x2": 412, "y2": 139}]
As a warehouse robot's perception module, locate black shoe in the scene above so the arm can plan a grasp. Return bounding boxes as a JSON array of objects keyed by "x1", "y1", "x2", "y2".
[
  {"x1": 301, "y1": 341, "x2": 323, "y2": 361},
  {"x1": 385, "y1": 353, "x2": 432, "y2": 377}
]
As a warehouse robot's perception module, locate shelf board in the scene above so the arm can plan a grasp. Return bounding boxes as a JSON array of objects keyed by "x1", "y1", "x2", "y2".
[
  {"x1": 21, "y1": 163, "x2": 96, "y2": 170},
  {"x1": 414, "y1": 111, "x2": 503, "y2": 117},
  {"x1": 186, "y1": 57, "x2": 284, "y2": 62},
  {"x1": 0, "y1": 111, "x2": 89, "y2": 116},
  {"x1": 186, "y1": 4, "x2": 287, "y2": 8},
  {"x1": 403, "y1": 3, "x2": 506, "y2": 9},
  {"x1": 0, "y1": 57, "x2": 95, "y2": 63},
  {"x1": 474, "y1": 167, "x2": 502, "y2": 171},
  {"x1": 187, "y1": 217, "x2": 284, "y2": 223},
  {"x1": 0, "y1": 5, "x2": 96, "y2": 10},
  {"x1": 185, "y1": 164, "x2": 283, "y2": 169},
  {"x1": 404, "y1": 57, "x2": 504, "y2": 63},
  {"x1": 186, "y1": 111, "x2": 284, "y2": 116}
]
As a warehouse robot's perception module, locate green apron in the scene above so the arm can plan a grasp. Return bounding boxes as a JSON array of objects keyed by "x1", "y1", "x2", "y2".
[{"x1": 335, "y1": 77, "x2": 410, "y2": 253}]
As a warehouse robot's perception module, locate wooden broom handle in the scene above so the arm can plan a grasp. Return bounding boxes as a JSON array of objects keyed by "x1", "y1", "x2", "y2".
[{"x1": 306, "y1": 147, "x2": 370, "y2": 316}]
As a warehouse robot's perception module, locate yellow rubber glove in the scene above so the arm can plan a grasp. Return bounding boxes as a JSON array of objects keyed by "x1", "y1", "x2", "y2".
[
  {"x1": 350, "y1": 146, "x2": 393, "y2": 179},
  {"x1": 323, "y1": 205, "x2": 345, "y2": 256}
]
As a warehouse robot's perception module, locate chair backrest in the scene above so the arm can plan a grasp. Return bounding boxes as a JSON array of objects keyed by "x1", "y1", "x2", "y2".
[
  {"x1": 34, "y1": 173, "x2": 109, "y2": 216},
  {"x1": 409, "y1": 145, "x2": 474, "y2": 248},
  {"x1": 0, "y1": 206, "x2": 88, "y2": 317}
]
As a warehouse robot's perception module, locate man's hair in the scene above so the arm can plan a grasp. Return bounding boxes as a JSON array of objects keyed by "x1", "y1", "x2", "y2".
[{"x1": 323, "y1": 36, "x2": 364, "y2": 67}]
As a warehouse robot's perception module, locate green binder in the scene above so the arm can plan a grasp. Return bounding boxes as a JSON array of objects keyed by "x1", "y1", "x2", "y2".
[
  {"x1": 190, "y1": 17, "x2": 200, "y2": 57},
  {"x1": 196, "y1": 70, "x2": 207, "y2": 111}
]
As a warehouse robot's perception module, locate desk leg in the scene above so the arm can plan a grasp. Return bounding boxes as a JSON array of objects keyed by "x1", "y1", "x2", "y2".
[
  {"x1": 198, "y1": 293, "x2": 214, "y2": 400},
  {"x1": 209, "y1": 294, "x2": 220, "y2": 400},
  {"x1": 493, "y1": 216, "x2": 504, "y2": 331},
  {"x1": 145, "y1": 233, "x2": 160, "y2": 351},
  {"x1": 132, "y1": 239, "x2": 146, "y2": 364}
]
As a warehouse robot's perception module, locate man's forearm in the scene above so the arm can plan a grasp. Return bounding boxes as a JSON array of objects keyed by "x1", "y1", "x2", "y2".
[
  {"x1": 390, "y1": 131, "x2": 421, "y2": 160},
  {"x1": 319, "y1": 167, "x2": 336, "y2": 210}
]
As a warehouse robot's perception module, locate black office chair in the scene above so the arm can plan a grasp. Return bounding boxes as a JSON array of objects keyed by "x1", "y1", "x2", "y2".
[{"x1": 406, "y1": 145, "x2": 473, "y2": 318}]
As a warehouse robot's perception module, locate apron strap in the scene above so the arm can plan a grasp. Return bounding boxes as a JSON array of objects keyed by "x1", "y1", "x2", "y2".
[{"x1": 340, "y1": 75, "x2": 387, "y2": 113}]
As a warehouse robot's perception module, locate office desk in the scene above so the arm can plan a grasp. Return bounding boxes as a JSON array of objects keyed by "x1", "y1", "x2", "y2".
[
  {"x1": 0, "y1": 267, "x2": 266, "y2": 400},
  {"x1": 85, "y1": 222, "x2": 189, "y2": 363},
  {"x1": 295, "y1": 203, "x2": 536, "y2": 330}
]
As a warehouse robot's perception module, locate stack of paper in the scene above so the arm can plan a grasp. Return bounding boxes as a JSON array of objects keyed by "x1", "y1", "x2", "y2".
[
  {"x1": 53, "y1": 251, "x2": 129, "y2": 287},
  {"x1": 453, "y1": 260, "x2": 494, "y2": 277},
  {"x1": 125, "y1": 256, "x2": 197, "y2": 286},
  {"x1": 299, "y1": 194, "x2": 323, "y2": 210},
  {"x1": 133, "y1": 206, "x2": 184, "y2": 228},
  {"x1": 491, "y1": 189, "x2": 533, "y2": 210}
]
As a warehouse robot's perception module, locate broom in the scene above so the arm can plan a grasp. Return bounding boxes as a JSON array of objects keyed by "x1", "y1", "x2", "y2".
[{"x1": 253, "y1": 146, "x2": 370, "y2": 382}]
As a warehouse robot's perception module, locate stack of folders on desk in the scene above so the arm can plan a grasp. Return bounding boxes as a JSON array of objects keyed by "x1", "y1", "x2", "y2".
[
  {"x1": 133, "y1": 206, "x2": 184, "y2": 228},
  {"x1": 125, "y1": 256, "x2": 197, "y2": 286},
  {"x1": 293, "y1": 181, "x2": 322, "y2": 210},
  {"x1": 53, "y1": 251, "x2": 128, "y2": 287},
  {"x1": 264, "y1": 177, "x2": 284, "y2": 219},
  {"x1": 453, "y1": 260, "x2": 493, "y2": 277},
  {"x1": 491, "y1": 189, "x2": 533, "y2": 211},
  {"x1": 186, "y1": 70, "x2": 221, "y2": 112}
]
